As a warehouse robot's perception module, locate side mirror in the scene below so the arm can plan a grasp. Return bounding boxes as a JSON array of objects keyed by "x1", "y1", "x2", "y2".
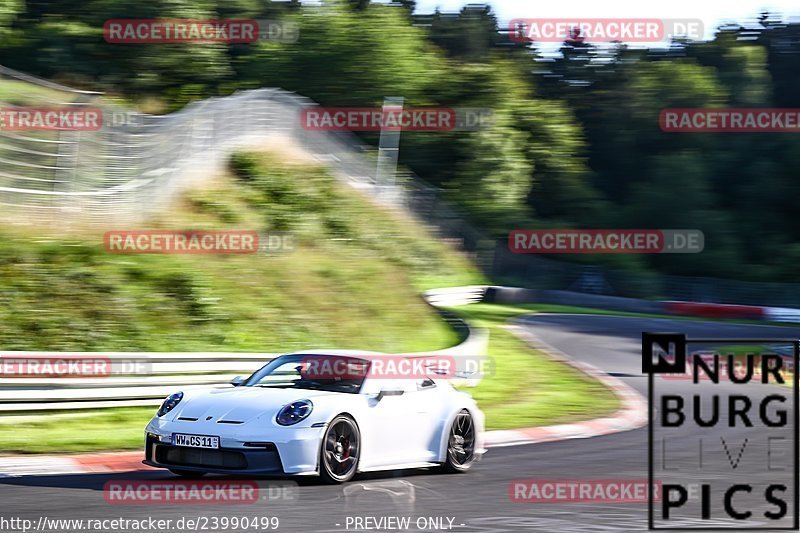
[
  {"x1": 230, "y1": 376, "x2": 245, "y2": 387},
  {"x1": 376, "y1": 387, "x2": 404, "y2": 401}
]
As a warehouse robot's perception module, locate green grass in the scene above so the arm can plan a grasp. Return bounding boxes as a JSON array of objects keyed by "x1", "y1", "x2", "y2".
[
  {"x1": 0, "y1": 79, "x2": 134, "y2": 108},
  {"x1": 0, "y1": 407, "x2": 156, "y2": 454},
  {"x1": 0, "y1": 79, "x2": 76, "y2": 106},
  {"x1": 447, "y1": 303, "x2": 619, "y2": 430},
  {"x1": 0, "y1": 151, "x2": 483, "y2": 354}
]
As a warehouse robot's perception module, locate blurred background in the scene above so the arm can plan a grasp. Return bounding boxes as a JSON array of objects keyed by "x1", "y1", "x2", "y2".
[
  {"x1": 0, "y1": 0, "x2": 798, "y2": 451},
  {"x1": 2, "y1": 1, "x2": 800, "y2": 290}
]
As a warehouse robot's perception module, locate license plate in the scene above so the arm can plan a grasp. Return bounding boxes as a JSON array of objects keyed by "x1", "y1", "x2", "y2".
[{"x1": 172, "y1": 433, "x2": 219, "y2": 449}]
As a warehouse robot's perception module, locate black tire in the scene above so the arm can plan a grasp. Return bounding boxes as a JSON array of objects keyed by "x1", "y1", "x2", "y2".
[
  {"x1": 319, "y1": 415, "x2": 360, "y2": 484},
  {"x1": 168, "y1": 468, "x2": 206, "y2": 478},
  {"x1": 441, "y1": 409, "x2": 476, "y2": 473}
]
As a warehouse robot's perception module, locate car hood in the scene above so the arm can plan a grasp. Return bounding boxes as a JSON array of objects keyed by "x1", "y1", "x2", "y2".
[{"x1": 169, "y1": 386, "x2": 336, "y2": 423}]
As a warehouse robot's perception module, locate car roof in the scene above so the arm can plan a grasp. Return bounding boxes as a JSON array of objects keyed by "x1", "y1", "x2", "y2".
[{"x1": 282, "y1": 349, "x2": 387, "y2": 357}]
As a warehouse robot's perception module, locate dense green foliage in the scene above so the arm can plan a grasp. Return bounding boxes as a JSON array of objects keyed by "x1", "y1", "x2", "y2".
[{"x1": 1, "y1": 1, "x2": 799, "y2": 281}]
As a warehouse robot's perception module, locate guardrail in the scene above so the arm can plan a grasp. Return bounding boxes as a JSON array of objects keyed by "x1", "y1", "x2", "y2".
[
  {"x1": 0, "y1": 287, "x2": 489, "y2": 411},
  {"x1": 6, "y1": 280, "x2": 800, "y2": 413},
  {"x1": 484, "y1": 285, "x2": 800, "y2": 323}
]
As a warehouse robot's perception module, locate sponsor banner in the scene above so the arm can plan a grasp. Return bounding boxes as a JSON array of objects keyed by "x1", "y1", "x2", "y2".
[
  {"x1": 509, "y1": 479, "x2": 661, "y2": 503},
  {"x1": 509, "y1": 18, "x2": 703, "y2": 43},
  {"x1": 0, "y1": 107, "x2": 103, "y2": 131},
  {"x1": 663, "y1": 301, "x2": 764, "y2": 319},
  {"x1": 660, "y1": 108, "x2": 800, "y2": 132},
  {"x1": 509, "y1": 229, "x2": 704, "y2": 254}
]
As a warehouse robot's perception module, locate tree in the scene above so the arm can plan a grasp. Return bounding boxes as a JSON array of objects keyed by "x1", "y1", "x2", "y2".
[
  {"x1": 236, "y1": 1, "x2": 445, "y2": 105},
  {"x1": 0, "y1": 0, "x2": 21, "y2": 39},
  {"x1": 424, "y1": 4, "x2": 498, "y2": 62}
]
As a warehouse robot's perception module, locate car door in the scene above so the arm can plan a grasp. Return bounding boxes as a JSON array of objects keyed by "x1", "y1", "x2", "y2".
[
  {"x1": 405, "y1": 378, "x2": 441, "y2": 462},
  {"x1": 358, "y1": 378, "x2": 419, "y2": 469}
]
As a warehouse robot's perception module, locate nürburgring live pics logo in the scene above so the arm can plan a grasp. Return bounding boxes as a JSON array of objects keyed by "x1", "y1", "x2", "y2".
[{"x1": 643, "y1": 332, "x2": 799, "y2": 530}]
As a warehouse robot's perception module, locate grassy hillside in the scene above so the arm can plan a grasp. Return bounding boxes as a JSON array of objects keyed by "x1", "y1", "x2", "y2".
[
  {"x1": 0, "y1": 150, "x2": 622, "y2": 453},
  {"x1": 0, "y1": 150, "x2": 483, "y2": 353}
]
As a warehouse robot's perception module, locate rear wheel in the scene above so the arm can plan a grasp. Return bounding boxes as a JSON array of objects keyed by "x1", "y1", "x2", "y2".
[
  {"x1": 442, "y1": 409, "x2": 476, "y2": 473},
  {"x1": 168, "y1": 468, "x2": 206, "y2": 478},
  {"x1": 319, "y1": 415, "x2": 360, "y2": 483}
]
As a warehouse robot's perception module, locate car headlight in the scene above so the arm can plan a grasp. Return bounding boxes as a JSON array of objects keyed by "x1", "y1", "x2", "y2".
[
  {"x1": 157, "y1": 392, "x2": 183, "y2": 417},
  {"x1": 276, "y1": 399, "x2": 313, "y2": 426}
]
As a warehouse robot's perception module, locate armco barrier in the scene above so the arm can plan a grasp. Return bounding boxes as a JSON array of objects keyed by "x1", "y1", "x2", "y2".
[
  {"x1": 0, "y1": 288, "x2": 489, "y2": 411},
  {"x1": 6, "y1": 284, "x2": 799, "y2": 412},
  {"x1": 483, "y1": 285, "x2": 800, "y2": 323},
  {"x1": 483, "y1": 286, "x2": 664, "y2": 314},
  {"x1": 418, "y1": 286, "x2": 489, "y2": 387},
  {"x1": 765, "y1": 307, "x2": 800, "y2": 323},
  {"x1": 0, "y1": 352, "x2": 275, "y2": 411}
]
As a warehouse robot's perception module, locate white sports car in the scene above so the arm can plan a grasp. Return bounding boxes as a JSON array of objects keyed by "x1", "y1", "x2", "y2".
[{"x1": 144, "y1": 351, "x2": 485, "y2": 483}]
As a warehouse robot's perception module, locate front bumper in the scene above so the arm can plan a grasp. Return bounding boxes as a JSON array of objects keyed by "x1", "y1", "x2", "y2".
[
  {"x1": 144, "y1": 435, "x2": 287, "y2": 475},
  {"x1": 144, "y1": 420, "x2": 325, "y2": 476}
]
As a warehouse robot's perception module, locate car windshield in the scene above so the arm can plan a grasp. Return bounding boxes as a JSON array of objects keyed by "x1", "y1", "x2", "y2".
[{"x1": 244, "y1": 354, "x2": 368, "y2": 394}]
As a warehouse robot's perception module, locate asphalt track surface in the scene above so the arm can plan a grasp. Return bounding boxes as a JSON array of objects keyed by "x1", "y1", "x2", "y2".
[{"x1": 1, "y1": 314, "x2": 799, "y2": 532}]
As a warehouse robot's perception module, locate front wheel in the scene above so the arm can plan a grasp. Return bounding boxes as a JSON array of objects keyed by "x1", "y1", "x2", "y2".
[
  {"x1": 441, "y1": 409, "x2": 476, "y2": 473},
  {"x1": 319, "y1": 415, "x2": 360, "y2": 484}
]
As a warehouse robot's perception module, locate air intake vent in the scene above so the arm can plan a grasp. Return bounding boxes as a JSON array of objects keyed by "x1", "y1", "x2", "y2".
[
  {"x1": 177, "y1": 417, "x2": 198, "y2": 421},
  {"x1": 244, "y1": 442, "x2": 277, "y2": 451},
  {"x1": 217, "y1": 420, "x2": 244, "y2": 424}
]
